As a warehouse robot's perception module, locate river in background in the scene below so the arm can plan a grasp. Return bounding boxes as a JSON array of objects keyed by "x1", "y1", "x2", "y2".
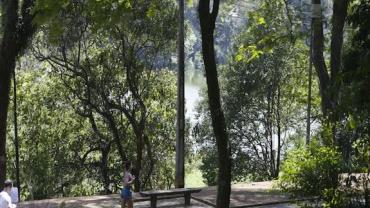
[{"x1": 185, "y1": 68, "x2": 205, "y2": 125}]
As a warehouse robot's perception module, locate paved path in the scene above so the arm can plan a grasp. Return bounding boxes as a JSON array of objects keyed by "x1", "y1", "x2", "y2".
[
  {"x1": 254, "y1": 204, "x2": 297, "y2": 208},
  {"x1": 193, "y1": 181, "x2": 298, "y2": 207},
  {"x1": 18, "y1": 194, "x2": 212, "y2": 208},
  {"x1": 18, "y1": 181, "x2": 300, "y2": 208},
  {"x1": 19, "y1": 199, "x2": 296, "y2": 208}
]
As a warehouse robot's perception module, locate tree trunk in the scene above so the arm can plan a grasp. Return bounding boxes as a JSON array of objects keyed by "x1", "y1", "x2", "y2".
[
  {"x1": 142, "y1": 135, "x2": 154, "y2": 190},
  {"x1": 276, "y1": 84, "x2": 281, "y2": 178},
  {"x1": 199, "y1": 1, "x2": 232, "y2": 207},
  {"x1": 329, "y1": 0, "x2": 349, "y2": 145},
  {"x1": 0, "y1": 0, "x2": 20, "y2": 188},
  {"x1": 311, "y1": 0, "x2": 349, "y2": 145},
  {"x1": 330, "y1": 0, "x2": 349, "y2": 81},
  {"x1": 105, "y1": 114, "x2": 127, "y2": 163},
  {"x1": 0, "y1": 0, "x2": 35, "y2": 188},
  {"x1": 306, "y1": 23, "x2": 313, "y2": 145},
  {"x1": 365, "y1": 172, "x2": 369, "y2": 208},
  {"x1": 175, "y1": 0, "x2": 185, "y2": 189},
  {"x1": 311, "y1": 0, "x2": 349, "y2": 116},
  {"x1": 268, "y1": 87, "x2": 275, "y2": 177},
  {"x1": 101, "y1": 144, "x2": 111, "y2": 194},
  {"x1": 133, "y1": 133, "x2": 143, "y2": 192},
  {"x1": 311, "y1": 0, "x2": 331, "y2": 117},
  {"x1": 0, "y1": 63, "x2": 12, "y2": 189},
  {"x1": 13, "y1": 68, "x2": 21, "y2": 201}
]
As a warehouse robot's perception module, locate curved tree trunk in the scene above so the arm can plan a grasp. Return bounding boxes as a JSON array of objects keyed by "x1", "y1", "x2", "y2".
[
  {"x1": 199, "y1": 1, "x2": 232, "y2": 207},
  {"x1": 311, "y1": 0, "x2": 330, "y2": 117}
]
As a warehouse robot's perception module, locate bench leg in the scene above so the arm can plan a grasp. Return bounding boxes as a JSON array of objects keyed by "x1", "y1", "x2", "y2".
[
  {"x1": 150, "y1": 196, "x2": 157, "y2": 208},
  {"x1": 185, "y1": 193, "x2": 191, "y2": 205}
]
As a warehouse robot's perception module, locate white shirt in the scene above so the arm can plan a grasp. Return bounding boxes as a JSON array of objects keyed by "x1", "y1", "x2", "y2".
[
  {"x1": 0, "y1": 191, "x2": 16, "y2": 208},
  {"x1": 9, "y1": 188, "x2": 18, "y2": 204}
]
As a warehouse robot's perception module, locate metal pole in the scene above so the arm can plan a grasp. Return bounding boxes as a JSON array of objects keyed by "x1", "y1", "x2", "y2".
[
  {"x1": 13, "y1": 66, "x2": 20, "y2": 201},
  {"x1": 175, "y1": 0, "x2": 185, "y2": 188}
]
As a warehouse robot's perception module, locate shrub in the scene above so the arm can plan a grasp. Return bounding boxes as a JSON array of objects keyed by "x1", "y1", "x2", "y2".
[
  {"x1": 278, "y1": 141, "x2": 343, "y2": 197},
  {"x1": 200, "y1": 149, "x2": 218, "y2": 186}
]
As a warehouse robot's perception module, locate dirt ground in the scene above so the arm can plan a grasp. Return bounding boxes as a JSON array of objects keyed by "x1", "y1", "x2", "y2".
[{"x1": 18, "y1": 181, "x2": 300, "y2": 208}]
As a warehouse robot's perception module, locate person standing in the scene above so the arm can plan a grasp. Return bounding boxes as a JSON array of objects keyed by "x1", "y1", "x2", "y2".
[
  {"x1": 121, "y1": 161, "x2": 135, "y2": 208},
  {"x1": 0, "y1": 180, "x2": 16, "y2": 208}
]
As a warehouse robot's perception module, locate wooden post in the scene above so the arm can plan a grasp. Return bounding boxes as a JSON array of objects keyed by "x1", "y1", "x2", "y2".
[
  {"x1": 185, "y1": 192, "x2": 191, "y2": 205},
  {"x1": 150, "y1": 195, "x2": 157, "y2": 208},
  {"x1": 175, "y1": 0, "x2": 185, "y2": 188}
]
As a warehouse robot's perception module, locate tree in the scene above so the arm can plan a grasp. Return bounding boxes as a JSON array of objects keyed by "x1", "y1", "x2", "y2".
[
  {"x1": 0, "y1": 0, "x2": 36, "y2": 188},
  {"x1": 311, "y1": 0, "x2": 350, "y2": 143},
  {"x1": 175, "y1": 0, "x2": 185, "y2": 189},
  {"x1": 195, "y1": 0, "x2": 322, "y2": 183},
  {"x1": 278, "y1": 1, "x2": 370, "y2": 206},
  {"x1": 341, "y1": 1, "x2": 369, "y2": 190},
  {"x1": 5, "y1": 61, "x2": 179, "y2": 199},
  {"x1": 6, "y1": 69, "x2": 97, "y2": 199},
  {"x1": 33, "y1": 0, "x2": 178, "y2": 192},
  {"x1": 198, "y1": 0, "x2": 231, "y2": 207}
]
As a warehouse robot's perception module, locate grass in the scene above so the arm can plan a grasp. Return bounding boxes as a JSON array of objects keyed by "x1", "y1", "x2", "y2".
[
  {"x1": 185, "y1": 159, "x2": 206, "y2": 188},
  {"x1": 185, "y1": 167, "x2": 206, "y2": 188}
]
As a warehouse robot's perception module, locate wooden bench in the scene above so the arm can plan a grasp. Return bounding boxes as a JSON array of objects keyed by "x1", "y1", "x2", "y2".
[
  {"x1": 140, "y1": 188, "x2": 202, "y2": 208},
  {"x1": 339, "y1": 173, "x2": 369, "y2": 189}
]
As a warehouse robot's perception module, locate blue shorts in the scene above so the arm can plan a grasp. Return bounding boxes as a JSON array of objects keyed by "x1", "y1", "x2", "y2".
[{"x1": 121, "y1": 187, "x2": 132, "y2": 200}]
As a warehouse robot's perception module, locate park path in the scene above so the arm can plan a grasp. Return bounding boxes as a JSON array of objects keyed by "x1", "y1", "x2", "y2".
[
  {"x1": 18, "y1": 181, "x2": 299, "y2": 208},
  {"x1": 192, "y1": 181, "x2": 299, "y2": 207}
]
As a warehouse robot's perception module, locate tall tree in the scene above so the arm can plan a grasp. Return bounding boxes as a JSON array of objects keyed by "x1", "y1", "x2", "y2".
[
  {"x1": 0, "y1": 0, "x2": 35, "y2": 188},
  {"x1": 33, "y1": 0, "x2": 177, "y2": 192},
  {"x1": 311, "y1": 0, "x2": 349, "y2": 128},
  {"x1": 198, "y1": 0, "x2": 231, "y2": 207},
  {"x1": 175, "y1": 0, "x2": 185, "y2": 188},
  {"x1": 306, "y1": 22, "x2": 314, "y2": 145}
]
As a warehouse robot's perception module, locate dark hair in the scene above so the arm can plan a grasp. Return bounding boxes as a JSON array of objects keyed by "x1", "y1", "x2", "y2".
[
  {"x1": 4, "y1": 180, "x2": 13, "y2": 188},
  {"x1": 125, "y1": 161, "x2": 132, "y2": 170}
]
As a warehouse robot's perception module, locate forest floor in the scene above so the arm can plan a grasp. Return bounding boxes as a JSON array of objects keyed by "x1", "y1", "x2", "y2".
[{"x1": 18, "y1": 181, "x2": 303, "y2": 208}]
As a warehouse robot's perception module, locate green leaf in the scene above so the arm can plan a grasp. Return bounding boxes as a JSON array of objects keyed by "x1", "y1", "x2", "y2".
[{"x1": 257, "y1": 17, "x2": 266, "y2": 25}]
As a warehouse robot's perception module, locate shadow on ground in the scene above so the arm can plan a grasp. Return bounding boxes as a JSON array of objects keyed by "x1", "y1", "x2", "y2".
[{"x1": 18, "y1": 181, "x2": 300, "y2": 208}]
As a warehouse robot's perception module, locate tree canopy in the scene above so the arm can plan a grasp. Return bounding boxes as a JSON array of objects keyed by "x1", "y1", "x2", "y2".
[{"x1": 0, "y1": 0, "x2": 369, "y2": 207}]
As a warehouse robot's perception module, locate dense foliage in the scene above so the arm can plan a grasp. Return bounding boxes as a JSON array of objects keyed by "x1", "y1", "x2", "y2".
[
  {"x1": 194, "y1": 0, "x2": 369, "y2": 207},
  {"x1": 6, "y1": 0, "x2": 181, "y2": 200},
  {"x1": 194, "y1": 0, "x2": 320, "y2": 184},
  {"x1": 0, "y1": 0, "x2": 368, "y2": 206},
  {"x1": 7, "y1": 66, "x2": 179, "y2": 200},
  {"x1": 279, "y1": 141, "x2": 342, "y2": 197}
]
